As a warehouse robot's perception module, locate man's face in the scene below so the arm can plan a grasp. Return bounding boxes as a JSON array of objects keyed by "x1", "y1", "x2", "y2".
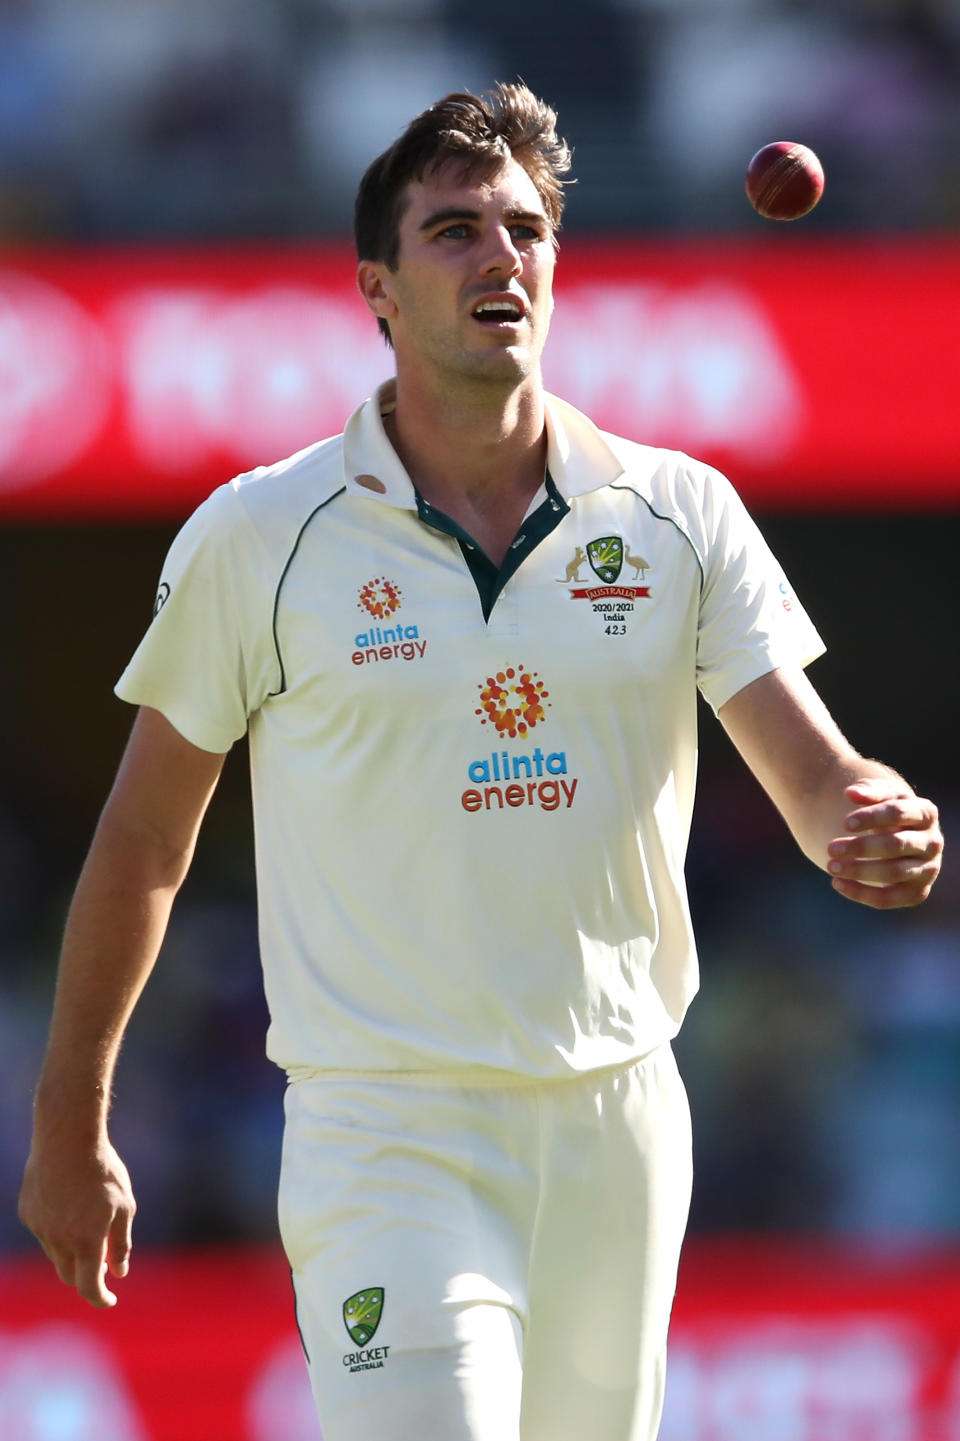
[{"x1": 361, "y1": 157, "x2": 556, "y2": 387}]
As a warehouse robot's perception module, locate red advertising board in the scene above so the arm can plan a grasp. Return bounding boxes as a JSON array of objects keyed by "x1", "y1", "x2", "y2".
[
  {"x1": 0, "y1": 241, "x2": 957, "y2": 519},
  {"x1": 2, "y1": 1242, "x2": 960, "y2": 1440}
]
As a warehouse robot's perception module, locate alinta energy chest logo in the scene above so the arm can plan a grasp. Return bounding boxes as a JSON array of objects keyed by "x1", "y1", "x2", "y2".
[
  {"x1": 558, "y1": 535, "x2": 652, "y2": 637},
  {"x1": 352, "y1": 577, "x2": 427, "y2": 666},
  {"x1": 461, "y1": 665, "x2": 579, "y2": 814}
]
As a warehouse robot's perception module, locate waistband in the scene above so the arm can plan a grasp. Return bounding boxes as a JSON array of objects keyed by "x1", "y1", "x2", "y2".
[{"x1": 285, "y1": 1043, "x2": 673, "y2": 1093}]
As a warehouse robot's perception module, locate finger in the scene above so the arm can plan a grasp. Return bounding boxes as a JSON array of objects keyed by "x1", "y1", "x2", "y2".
[
  {"x1": 832, "y1": 874, "x2": 938, "y2": 909},
  {"x1": 844, "y1": 777, "x2": 910, "y2": 800},
  {"x1": 843, "y1": 780, "x2": 913, "y2": 814},
  {"x1": 829, "y1": 830, "x2": 940, "y2": 864},
  {"x1": 847, "y1": 789, "x2": 934, "y2": 824},
  {"x1": 844, "y1": 803, "x2": 900, "y2": 834},
  {"x1": 74, "y1": 1238, "x2": 117, "y2": 1309},
  {"x1": 845, "y1": 798, "x2": 937, "y2": 836},
  {"x1": 829, "y1": 855, "x2": 939, "y2": 887},
  {"x1": 107, "y1": 1207, "x2": 133, "y2": 1280},
  {"x1": 50, "y1": 1246, "x2": 77, "y2": 1289}
]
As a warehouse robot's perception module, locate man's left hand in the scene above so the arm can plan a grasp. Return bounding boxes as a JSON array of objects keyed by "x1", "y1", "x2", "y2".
[{"x1": 827, "y1": 778, "x2": 943, "y2": 909}]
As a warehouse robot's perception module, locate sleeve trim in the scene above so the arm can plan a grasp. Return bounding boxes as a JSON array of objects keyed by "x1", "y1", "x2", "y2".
[
  {"x1": 113, "y1": 683, "x2": 241, "y2": 754},
  {"x1": 699, "y1": 642, "x2": 827, "y2": 717}
]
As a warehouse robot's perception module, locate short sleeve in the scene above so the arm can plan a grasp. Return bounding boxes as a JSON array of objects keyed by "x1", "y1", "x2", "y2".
[
  {"x1": 694, "y1": 465, "x2": 826, "y2": 715},
  {"x1": 115, "y1": 482, "x2": 279, "y2": 751}
]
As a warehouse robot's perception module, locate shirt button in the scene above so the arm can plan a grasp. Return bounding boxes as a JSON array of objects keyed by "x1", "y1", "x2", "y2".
[{"x1": 354, "y1": 473, "x2": 386, "y2": 494}]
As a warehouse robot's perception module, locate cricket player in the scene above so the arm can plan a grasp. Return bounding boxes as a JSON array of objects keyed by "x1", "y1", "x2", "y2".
[{"x1": 19, "y1": 83, "x2": 942, "y2": 1441}]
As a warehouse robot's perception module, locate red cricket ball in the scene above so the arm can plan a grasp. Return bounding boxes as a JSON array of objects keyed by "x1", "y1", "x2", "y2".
[{"x1": 745, "y1": 142, "x2": 825, "y2": 221}]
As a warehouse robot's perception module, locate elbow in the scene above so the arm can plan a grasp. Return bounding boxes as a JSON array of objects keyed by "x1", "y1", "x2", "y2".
[{"x1": 92, "y1": 803, "x2": 197, "y2": 892}]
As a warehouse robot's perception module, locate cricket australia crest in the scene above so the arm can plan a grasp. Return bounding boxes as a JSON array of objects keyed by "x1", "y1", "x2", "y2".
[
  {"x1": 343, "y1": 1288, "x2": 384, "y2": 1346},
  {"x1": 556, "y1": 535, "x2": 652, "y2": 636},
  {"x1": 587, "y1": 536, "x2": 623, "y2": 584}
]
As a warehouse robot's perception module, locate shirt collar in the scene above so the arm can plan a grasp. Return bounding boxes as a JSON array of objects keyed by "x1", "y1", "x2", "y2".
[
  {"x1": 341, "y1": 379, "x2": 413, "y2": 507},
  {"x1": 341, "y1": 378, "x2": 625, "y2": 507},
  {"x1": 542, "y1": 390, "x2": 625, "y2": 497}
]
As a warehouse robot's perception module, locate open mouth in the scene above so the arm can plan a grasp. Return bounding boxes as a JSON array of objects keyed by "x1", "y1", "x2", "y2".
[{"x1": 471, "y1": 298, "x2": 525, "y2": 326}]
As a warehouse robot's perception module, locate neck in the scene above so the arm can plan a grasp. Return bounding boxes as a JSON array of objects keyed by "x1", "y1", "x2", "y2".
[{"x1": 385, "y1": 369, "x2": 547, "y2": 514}]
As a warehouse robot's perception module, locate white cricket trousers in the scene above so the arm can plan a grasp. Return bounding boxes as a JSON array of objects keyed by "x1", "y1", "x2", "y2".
[{"x1": 278, "y1": 1044, "x2": 692, "y2": 1441}]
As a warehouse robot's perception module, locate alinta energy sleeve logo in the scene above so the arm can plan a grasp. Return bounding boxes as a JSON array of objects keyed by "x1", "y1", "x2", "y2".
[
  {"x1": 462, "y1": 665, "x2": 579, "y2": 814},
  {"x1": 352, "y1": 577, "x2": 427, "y2": 666}
]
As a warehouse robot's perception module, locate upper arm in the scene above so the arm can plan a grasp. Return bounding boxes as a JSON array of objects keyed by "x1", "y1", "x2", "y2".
[
  {"x1": 717, "y1": 664, "x2": 858, "y2": 826},
  {"x1": 98, "y1": 706, "x2": 227, "y2": 870}
]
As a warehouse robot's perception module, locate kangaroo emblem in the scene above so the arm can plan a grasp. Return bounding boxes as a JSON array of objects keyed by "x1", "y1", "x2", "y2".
[
  {"x1": 557, "y1": 546, "x2": 588, "y2": 583},
  {"x1": 623, "y1": 545, "x2": 651, "y2": 581}
]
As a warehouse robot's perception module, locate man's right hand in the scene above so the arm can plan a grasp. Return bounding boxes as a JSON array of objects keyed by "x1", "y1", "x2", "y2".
[{"x1": 18, "y1": 1136, "x2": 136, "y2": 1308}]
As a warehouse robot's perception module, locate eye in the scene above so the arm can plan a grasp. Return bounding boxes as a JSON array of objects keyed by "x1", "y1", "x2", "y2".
[
  {"x1": 438, "y1": 223, "x2": 472, "y2": 240},
  {"x1": 509, "y1": 224, "x2": 541, "y2": 241}
]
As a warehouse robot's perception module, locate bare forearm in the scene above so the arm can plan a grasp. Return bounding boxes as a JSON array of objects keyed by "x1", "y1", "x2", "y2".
[
  {"x1": 787, "y1": 753, "x2": 901, "y2": 871},
  {"x1": 720, "y1": 667, "x2": 942, "y2": 909},
  {"x1": 34, "y1": 816, "x2": 190, "y2": 1137}
]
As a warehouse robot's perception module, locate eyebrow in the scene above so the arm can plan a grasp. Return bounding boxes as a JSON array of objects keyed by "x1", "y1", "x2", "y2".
[{"x1": 417, "y1": 206, "x2": 549, "y2": 233}]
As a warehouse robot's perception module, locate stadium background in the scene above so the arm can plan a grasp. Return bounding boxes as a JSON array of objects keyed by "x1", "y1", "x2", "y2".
[{"x1": 0, "y1": 2, "x2": 958, "y2": 1437}]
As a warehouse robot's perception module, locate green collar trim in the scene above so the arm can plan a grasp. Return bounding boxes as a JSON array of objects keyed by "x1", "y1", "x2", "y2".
[{"x1": 416, "y1": 472, "x2": 569, "y2": 621}]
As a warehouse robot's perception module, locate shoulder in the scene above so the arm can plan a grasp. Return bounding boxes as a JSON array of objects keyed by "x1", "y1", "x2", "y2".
[
  {"x1": 226, "y1": 434, "x2": 348, "y2": 557},
  {"x1": 546, "y1": 392, "x2": 737, "y2": 568},
  {"x1": 600, "y1": 428, "x2": 727, "y2": 507},
  {"x1": 598, "y1": 430, "x2": 739, "y2": 573},
  {"x1": 169, "y1": 434, "x2": 347, "y2": 573}
]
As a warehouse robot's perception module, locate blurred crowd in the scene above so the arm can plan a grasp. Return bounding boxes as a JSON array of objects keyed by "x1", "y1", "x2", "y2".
[
  {"x1": 1, "y1": 2, "x2": 959, "y2": 1257},
  {"x1": 0, "y1": 0, "x2": 959, "y2": 241}
]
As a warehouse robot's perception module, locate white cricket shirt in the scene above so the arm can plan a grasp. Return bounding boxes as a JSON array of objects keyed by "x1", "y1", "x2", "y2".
[{"x1": 116, "y1": 383, "x2": 825, "y2": 1079}]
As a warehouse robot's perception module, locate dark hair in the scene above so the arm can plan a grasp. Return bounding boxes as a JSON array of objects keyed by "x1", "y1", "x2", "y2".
[{"x1": 355, "y1": 82, "x2": 572, "y2": 342}]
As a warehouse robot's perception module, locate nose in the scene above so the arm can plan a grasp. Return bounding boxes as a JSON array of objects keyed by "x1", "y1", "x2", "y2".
[{"x1": 478, "y1": 225, "x2": 522, "y2": 279}]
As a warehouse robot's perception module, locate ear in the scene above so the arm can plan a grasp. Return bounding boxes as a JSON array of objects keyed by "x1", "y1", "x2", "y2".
[{"x1": 357, "y1": 261, "x2": 399, "y2": 323}]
